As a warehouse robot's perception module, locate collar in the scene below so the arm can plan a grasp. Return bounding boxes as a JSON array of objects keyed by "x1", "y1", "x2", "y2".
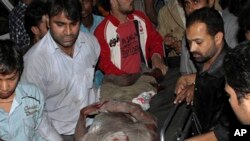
[{"x1": 107, "y1": 12, "x2": 134, "y2": 27}]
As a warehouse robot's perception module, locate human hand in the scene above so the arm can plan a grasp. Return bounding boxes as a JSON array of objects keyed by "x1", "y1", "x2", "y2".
[
  {"x1": 151, "y1": 53, "x2": 168, "y2": 75},
  {"x1": 174, "y1": 84, "x2": 194, "y2": 105},
  {"x1": 164, "y1": 34, "x2": 181, "y2": 55},
  {"x1": 174, "y1": 74, "x2": 196, "y2": 105}
]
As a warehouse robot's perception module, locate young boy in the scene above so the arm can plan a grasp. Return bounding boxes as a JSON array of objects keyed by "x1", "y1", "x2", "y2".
[
  {"x1": 224, "y1": 42, "x2": 250, "y2": 125},
  {"x1": 0, "y1": 40, "x2": 62, "y2": 141}
]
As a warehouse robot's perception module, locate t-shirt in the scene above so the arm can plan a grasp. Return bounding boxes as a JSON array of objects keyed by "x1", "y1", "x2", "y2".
[{"x1": 116, "y1": 21, "x2": 141, "y2": 74}]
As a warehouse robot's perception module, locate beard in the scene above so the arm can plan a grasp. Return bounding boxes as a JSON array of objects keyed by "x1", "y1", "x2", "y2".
[
  {"x1": 192, "y1": 52, "x2": 210, "y2": 63},
  {"x1": 50, "y1": 30, "x2": 79, "y2": 49}
]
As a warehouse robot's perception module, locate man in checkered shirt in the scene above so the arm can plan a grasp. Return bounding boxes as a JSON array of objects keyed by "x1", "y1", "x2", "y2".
[{"x1": 9, "y1": 0, "x2": 31, "y2": 50}]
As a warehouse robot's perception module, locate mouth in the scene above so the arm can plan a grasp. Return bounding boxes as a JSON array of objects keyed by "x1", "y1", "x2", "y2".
[
  {"x1": 0, "y1": 92, "x2": 11, "y2": 98},
  {"x1": 63, "y1": 37, "x2": 75, "y2": 42},
  {"x1": 192, "y1": 53, "x2": 201, "y2": 58}
]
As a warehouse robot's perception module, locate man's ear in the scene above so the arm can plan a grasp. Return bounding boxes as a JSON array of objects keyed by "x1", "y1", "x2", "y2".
[
  {"x1": 215, "y1": 32, "x2": 224, "y2": 45},
  {"x1": 31, "y1": 26, "x2": 40, "y2": 35}
]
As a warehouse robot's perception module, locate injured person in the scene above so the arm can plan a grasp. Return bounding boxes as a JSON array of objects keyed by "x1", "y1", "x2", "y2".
[{"x1": 74, "y1": 100, "x2": 158, "y2": 141}]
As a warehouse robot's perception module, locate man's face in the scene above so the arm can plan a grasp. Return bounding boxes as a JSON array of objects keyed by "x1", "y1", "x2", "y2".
[
  {"x1": 183, "y1": 0, "x2": 210, "y2": 15},
  {"x1": 49, "y1": 12, "x2": 80, "y2": 49},
  {"x1": 115, "y1": 0, "x2": 134, "y2": 15},
  {"x1": 37, "y1": 15, "x2": 49, "y2": 39},
  {"x1": 225, "y1": 83, "x2": 250, "y2": 124},
  {"x1": 186, "y1": 22, "x2": 218, "y2": 63},
  {"x1": 245, "y1": 31, "x2": 250, "y2": 41},
  {"x1": 0, "y1": 71, "x2": 19, "y2": 99},
  {"x1": 81, "y1": 0, "x2": 93, "y2": 18}
]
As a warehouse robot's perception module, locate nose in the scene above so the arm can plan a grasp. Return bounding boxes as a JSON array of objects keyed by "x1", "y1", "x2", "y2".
[
  {"x1": 0, "y1": 81, "x2": 9, "y2": 92},
  {"x1": 189, "y1": 42, "x2": 197, "y2": 53},
  {"x1": 64, "y1": 25, "x2": 72, "y2": 35}
]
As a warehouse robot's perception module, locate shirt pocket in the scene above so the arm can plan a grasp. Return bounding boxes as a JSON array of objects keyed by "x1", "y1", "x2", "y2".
[{"x1": 23, "y1": 116, "x2": 36, "y2": 140}]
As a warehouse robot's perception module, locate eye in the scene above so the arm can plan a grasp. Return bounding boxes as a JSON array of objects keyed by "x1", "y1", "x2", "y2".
[
  {"x1": 71, "y1": 22, "x2": 78, "y2": 26},
  {"x1": 195, "y1": 40, "x2": 202, "y2": 45},
  {"x1": 56, "y1": 22, "x2": 64, "y2": 27},
  {"x1": 193, "y1": 0, "x2": 200, "y2": 5}
]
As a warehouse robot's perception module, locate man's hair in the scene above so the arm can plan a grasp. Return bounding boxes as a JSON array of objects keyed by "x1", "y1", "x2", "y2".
[
  {"x1": 47, "y1": 0, "x2": 82, "y2": 22},
  {"x1": 224, "y1": 42, "x2": 250, "y2": 101},
  {"x1": 0, "y1": 40, "x2": 23, "y2": 75},
  {"x1": 24, "y1": 0, "x2": 47, "y2": 41},
  {"x1": 186, "y1": 7, "x2": 224, "y2": 36}
]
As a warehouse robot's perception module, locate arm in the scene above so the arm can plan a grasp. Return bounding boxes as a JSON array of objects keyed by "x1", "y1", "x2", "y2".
[
  {"x1": 135, "y1": 11, "x2": 167, "y2": 74},
  {"x1": 35, "y1": 87, "x2": 63, "y2": 141},
  {"x1": 94, "y1": 24, "x2": 126, "y2": 75},
  {"x1": 21, "y1": 55, "x2": 47, "y2": 95},
  {"x1": 185, "y1": 131, "x2": 217, "y2": 141},
  {"x1": 144, "y1": 0, "x2": 158, "y2": 25},
  {"x1": 151, "y1": 53, "x2": 167, "y2": 75}
]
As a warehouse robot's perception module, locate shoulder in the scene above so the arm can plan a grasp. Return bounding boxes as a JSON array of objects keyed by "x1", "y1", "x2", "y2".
[
  {"x1": 16, "y1": 82, "x2": 44, "y2": 101},
  {"x1": 24, "y1": 33, "x2": 52, "y2": 61},
  {"x1": 133, "y1": 10, "x2": 147, "y2": 19},
  {"x1": 78, "y1": 32, "x2": 100, "y2": 54},
  {"x1": 95, "y1": 17, "x2": 110, "y2": 31},
  {"x1": 79, "y1": 32, "x2": 98, "y2": 43},
  {"x1": 93, "y1": 14, "x2": 104, "y2": 21}
]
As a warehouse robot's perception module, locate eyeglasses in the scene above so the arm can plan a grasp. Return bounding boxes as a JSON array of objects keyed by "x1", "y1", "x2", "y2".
[{"x1": 183, "y1": 0, "x2": 202, "y2": 8}]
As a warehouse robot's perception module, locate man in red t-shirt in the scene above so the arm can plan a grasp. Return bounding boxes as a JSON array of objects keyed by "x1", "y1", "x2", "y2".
[{"x1": 94, "y1": 0, "x2": 167, "y2": 87}]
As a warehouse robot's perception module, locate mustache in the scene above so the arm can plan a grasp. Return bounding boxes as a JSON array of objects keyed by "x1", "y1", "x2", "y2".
[{"x1": 191, "y1": 52, "x2": 201, "y2": 56}]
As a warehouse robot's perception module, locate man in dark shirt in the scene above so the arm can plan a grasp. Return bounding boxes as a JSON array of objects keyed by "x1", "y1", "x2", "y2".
[
  {"x1": 176, "y1": 8, "x2": 237, "y2": 140},
  {"x1": 9, "y1": 0, "x2": 32, "y2": 50}
]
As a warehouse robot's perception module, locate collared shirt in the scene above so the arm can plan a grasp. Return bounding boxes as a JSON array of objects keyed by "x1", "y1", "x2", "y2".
[
  {"x1": 193, "y1": 45, "x2": 236, "y2": 140},
  {"x1": 21, "y1": 31, "x2": 100, "y2": 135},
  {"x1": 9, "y1": 1, "x2": 30, "y2": 49},
  {"x1": 0, "y1": 83, "x2": 60, "y2": 141},
  {"x1": 80, "y1": 14, "x2": 104, "y2": 34}
]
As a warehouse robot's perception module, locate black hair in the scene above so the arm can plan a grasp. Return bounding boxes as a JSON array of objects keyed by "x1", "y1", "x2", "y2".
[
  {"x1": 0, "y1": 40, "x2": 23, "y2": 75},
  {"x1": 24, "y1": 0, "x2": 47, "y2": 41},
  {"x1": 224, "y1": 42, "x2": 250, "y2": 101},
  {"x1": 47, "y1": 0, "x2": 82, "y2": 22},
  {"x1": 186, "y1": 7, "x2": 224, "y2": 36}
]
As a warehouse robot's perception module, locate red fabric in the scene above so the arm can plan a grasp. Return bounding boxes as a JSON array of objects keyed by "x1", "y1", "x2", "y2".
[
  {"x1": 116, "y1": 21, "x2": 141, "y2": 74},
  {"x1": 94, "y1": 11, "x2": 164, "y2": 75}
]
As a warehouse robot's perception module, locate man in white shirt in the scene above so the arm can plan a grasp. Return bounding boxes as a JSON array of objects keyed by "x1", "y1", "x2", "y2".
[{"x1": 21, "y1": 0, "x2": 100, "y2": 140}]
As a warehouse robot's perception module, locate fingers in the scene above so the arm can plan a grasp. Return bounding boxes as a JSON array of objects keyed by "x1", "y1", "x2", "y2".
[
  {"x1": 175, "y1": 84, "x2": 185, "y2": 95},
  {"x1": 174, "y1": 84, "x2": 195, "y2": 105},
  {"x1": 160, "y1": 65, "x2": 168, "y2": 76},
  {"x1": 175, "y1": 76, "x2": 187, "y2": 95},
  {"x1": 186, "y1": 85, "x2": 195, "y2": 105},
  {"x1": 174, "y1": 89, "x2": 187, "y2": 104}
]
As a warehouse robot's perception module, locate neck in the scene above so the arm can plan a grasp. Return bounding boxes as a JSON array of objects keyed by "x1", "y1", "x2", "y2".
[
  {"x1": 202, "y1": 44, "x2": 223, "y2": 72},
  {"x1": 61, "y1": 46, "x2": 75, "y2": 58},
  {"x1": 111, "y1": 10, "x2": 128, "y2": 23},
  {"x1": 0, "y1": 93, "x2": 15, "y2": 103}
]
